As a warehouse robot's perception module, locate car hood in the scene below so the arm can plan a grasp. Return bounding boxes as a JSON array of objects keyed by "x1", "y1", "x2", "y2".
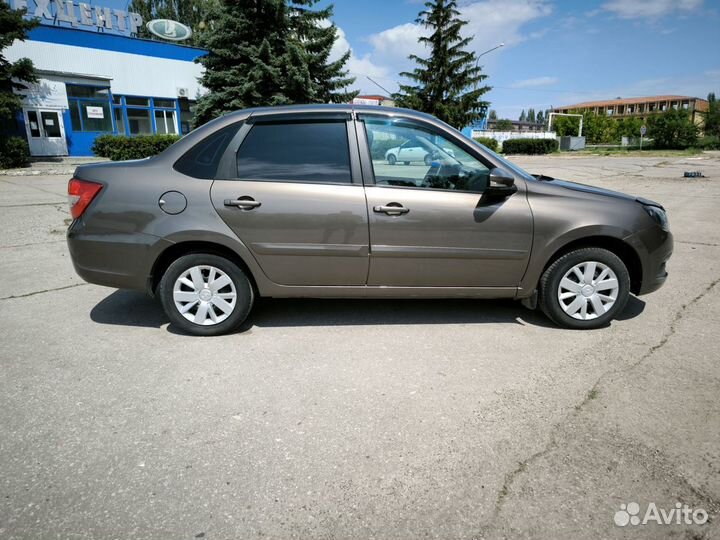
[{"x1": 534, "y1": 176, "x2": 664, "y2": 209}]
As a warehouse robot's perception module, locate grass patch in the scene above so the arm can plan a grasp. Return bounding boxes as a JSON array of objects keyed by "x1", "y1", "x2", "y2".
[{"x1": 569, "y1": 147, "x2": 703, "y2": 157}]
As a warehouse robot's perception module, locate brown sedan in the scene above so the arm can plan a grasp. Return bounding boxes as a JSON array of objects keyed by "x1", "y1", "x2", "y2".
[{"x1": 66, "y1": 105, "x2": 672, "y2": 335}]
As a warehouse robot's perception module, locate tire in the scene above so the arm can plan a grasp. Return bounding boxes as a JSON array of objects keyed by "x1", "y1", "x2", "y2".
[
  {"x1": 538, "y1": 247, "x2": 630, "y2": 329},
  {"x1": 403, "y1": 161, "x2": 410, "y2": 166},
  {"x1": 158, "y1": 253, "x2": 254, "y2": 336},
  {"x1": 387, "y1": 154, "x2": 397, "y2": 165},
  {"x1": 424, "y1": 154, "x2": 432, "y2": 166}
]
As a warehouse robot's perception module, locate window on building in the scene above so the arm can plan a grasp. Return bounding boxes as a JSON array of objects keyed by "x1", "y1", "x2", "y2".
[
  {"x1": 125, "y1": 96, "x2": 150, "y2": 107},
  {"x1": 154, "y1": 110, "x2": 177, "y2": 135},
  {"x1": 66, "y1": 84, "x2": 113, "y2": 133},
  {"x1": 606, "y1": 108, "x2": 614, "y2": 116},
  {"x1": 236, "y1": 121, "x2": 352, "y2": 183},
  {"x1": 127, "y1": 108, "x2": 153, "y2": 135}
]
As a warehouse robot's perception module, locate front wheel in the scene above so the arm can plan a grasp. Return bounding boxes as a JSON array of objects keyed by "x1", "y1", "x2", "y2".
[
  {"x1": 387, "y1": 154, "x2": 397, "y2": 165},
  {"x1": 539, "y1": 247, "x2": 630, "y2": 329},
  {"x1": 158, "y1": 253, "x2": 254, "y2": 336}
]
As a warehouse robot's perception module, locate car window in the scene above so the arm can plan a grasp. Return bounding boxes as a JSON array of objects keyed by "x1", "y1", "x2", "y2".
[
  {"x1": 363, "y1": 117, "x2": 491, "y2": 192},
  {"x1": 174, "y1": 123, "x2": 240, "y2": 179},
  {"x1": 235, "y1": 121, "x2": 352, "y2": 184}
]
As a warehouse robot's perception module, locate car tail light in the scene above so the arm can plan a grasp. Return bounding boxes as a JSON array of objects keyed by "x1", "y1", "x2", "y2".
[{"x1": 68, "y1": 178, "x2": 103, "y2": 219}]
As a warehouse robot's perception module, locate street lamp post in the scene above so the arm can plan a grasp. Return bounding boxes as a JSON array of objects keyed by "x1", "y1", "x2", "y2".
[{"x1": 474, "y1": 43, "x2": 504, "y2": 129}]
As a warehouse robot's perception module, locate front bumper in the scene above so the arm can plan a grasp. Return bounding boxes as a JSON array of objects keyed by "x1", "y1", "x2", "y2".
[{"x1": 626, "y1": 227, "x2": 673, "y2": 296}]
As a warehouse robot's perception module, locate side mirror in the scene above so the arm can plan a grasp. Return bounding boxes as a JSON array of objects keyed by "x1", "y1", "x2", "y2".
[
  {"x1": 481, "y1": 167, "x2": 518, "y2": 203},
  {"x1": 489, "y1": 167, "x2": 515, "y2": 187}
]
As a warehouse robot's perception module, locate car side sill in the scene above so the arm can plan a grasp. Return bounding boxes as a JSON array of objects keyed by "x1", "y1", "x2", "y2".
[{"x1": 259, "y1": 285, "x2": 518, "y2": 299}]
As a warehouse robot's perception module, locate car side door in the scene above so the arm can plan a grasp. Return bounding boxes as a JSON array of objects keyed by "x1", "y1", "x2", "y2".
[
  {"x1": 357, "y1": 114, "x2": 533, "y2": 288},
  {"x1": 210, "y1": 113, "x2": 370, "y2": 286}
]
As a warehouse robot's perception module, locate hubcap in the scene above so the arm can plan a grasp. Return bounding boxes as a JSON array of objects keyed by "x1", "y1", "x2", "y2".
[
  {"x1": 557, "y1": 261, "x2": 619, "y2": 321},
  {"x1": 173, "y1": 265, "x2": 237, "y2": 326}
]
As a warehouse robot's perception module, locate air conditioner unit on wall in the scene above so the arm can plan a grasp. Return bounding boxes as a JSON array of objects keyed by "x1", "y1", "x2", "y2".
[{"x1": 176, "y1": 87, "x2": 189, "y2": 98}]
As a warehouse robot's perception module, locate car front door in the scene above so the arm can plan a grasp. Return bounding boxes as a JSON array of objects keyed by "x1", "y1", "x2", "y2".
[
  {"x1": 358, "y1": 115, "x2": 533, "y2": 288},
  {"x1": 210, "y1": 114, "x2": 369, "y2": 286}
]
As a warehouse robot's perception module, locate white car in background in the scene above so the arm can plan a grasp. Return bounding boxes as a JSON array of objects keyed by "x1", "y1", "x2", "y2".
[{"x1": 385, "y1": 140, "x2": 455, "y2": 166}]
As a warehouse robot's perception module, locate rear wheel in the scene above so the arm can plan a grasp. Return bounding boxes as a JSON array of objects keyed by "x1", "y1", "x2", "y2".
[
  {"x1": 159, "y1": 253, "x2": 254, "y2": 336},
  {"x1": 539, "y1": 247, "x2": 630, "y2": 329},
  {"x1": 424, "y1": 154, "x2": 432, "y2": 166}
]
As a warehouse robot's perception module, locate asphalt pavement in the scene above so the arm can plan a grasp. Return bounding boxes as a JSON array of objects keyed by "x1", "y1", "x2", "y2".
[{"x1": 1, "y1": 153, "x2": 719, "y2": 540}]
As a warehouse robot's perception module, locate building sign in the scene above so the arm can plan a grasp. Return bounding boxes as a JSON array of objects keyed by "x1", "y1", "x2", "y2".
[
  {"x1": 146, "y1": 19, "x2": 192, "y2": 42},
  {"x1": 353, "y1": 97, "x2": 380, "y2": 106},
  {"x1": 8, "y1": 0, "x2": 143, "y2": 35},
  {"x1": 85, "y1": 106, "x2": 104, "y2": 119}
]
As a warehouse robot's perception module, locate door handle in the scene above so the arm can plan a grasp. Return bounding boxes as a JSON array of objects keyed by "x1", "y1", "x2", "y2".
[
  {"x1": 373, "y1": 203, "x2": 409, "y2": 215},
  {"x1": 224, "y1": 197, "x2": 261, "y2": 210}
]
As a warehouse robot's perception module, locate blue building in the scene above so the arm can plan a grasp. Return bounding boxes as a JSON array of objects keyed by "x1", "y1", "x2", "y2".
[{"x1": 5, "y1": 1, "x2": 206, "y2": 157}]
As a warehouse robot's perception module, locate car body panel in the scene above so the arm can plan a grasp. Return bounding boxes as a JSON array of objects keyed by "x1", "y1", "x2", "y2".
[
  {"x1": 364, "y1": 184, "x2": 533, "y2": 287},
  {"x1": 210, "y1": 180, "x2": 370, "y2": 286}
]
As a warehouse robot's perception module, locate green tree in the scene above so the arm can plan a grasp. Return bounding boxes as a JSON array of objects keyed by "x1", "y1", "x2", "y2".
[
  {"x1": 193, "y1": 0, "x2": 354, "y2": 126},
  {"x1": 527, "y1": 108, "x2": 536, "y2": 123},
  {"x1": 129, "y1": 0, "x2": 221, "y2": 45},
  {"x1": 647, "y1": 108, "x2": 699, "y2": 149},
  {"x1": 536, "y1": 109, "x2": 544, "y2": 127},
  {"x1": 488, "y1": 109, "x2": 497, "y2": 120},
  {"x1": 519, "y1": 109, "x2": 526, "y2": 122},
  {"x1": 0, "y1": 1, "x2": 37, "y2": 131},
  {"x1": 705, "y1": 91, "x2": 720, "y2": 137},
  {"x1": 394, "y1": 0, "x2": 490, "y2": 129},
  {"x1": 290, "y1": 1, "x2": 356, "y2": 104},
  {"x1": 494, "y1": 118, "x2": 513, "y2": 131}
]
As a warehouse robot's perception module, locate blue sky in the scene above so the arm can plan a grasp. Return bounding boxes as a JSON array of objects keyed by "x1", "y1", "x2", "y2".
[
  {"x1": 328, "y1": 0, "x2": 720, "y2": 119},
  {"x1": 25, "y1": 0, "x2": 720, "y2": 119}
]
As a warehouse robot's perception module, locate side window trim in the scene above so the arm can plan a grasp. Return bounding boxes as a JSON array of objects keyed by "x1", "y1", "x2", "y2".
[
  {"x1": 227, "y1": 118, "x2": 359, "y2": 186},
  {"x1": 215, "y1": 122, "x2": 253, "y2": 180}
]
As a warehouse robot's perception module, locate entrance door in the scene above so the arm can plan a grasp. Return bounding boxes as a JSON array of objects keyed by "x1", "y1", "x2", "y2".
[{"x1": 24, "y1": 109, "x2": 68, "y2": 156}]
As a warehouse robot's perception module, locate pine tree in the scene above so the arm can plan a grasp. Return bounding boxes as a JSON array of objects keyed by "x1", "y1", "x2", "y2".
[
  {"x1": 536, "y1": 109, "x2": 544, "y2": 127},
  {"x1": 0, "y1": 2, "x2": 37, "y2": 130},
  {"x1": 290, "y1": 1, "x2": 356, "y2": 104},
  {"x1": 394, "y1": 0, "x2": 490, "y2": 129},
  {"x1": 519, "y1": 109, "x2": 526, "y2": 122},
  {"x1": 527, "y1": 108, "x2": 536, "y2": 123},
  {"x1": 193, "y1": 0, "x2": 354, "y2": 126}
]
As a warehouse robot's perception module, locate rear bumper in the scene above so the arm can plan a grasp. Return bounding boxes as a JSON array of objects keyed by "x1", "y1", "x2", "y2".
[{"x1": 67, "y1": 220, "x2": 171, "y2": 292}]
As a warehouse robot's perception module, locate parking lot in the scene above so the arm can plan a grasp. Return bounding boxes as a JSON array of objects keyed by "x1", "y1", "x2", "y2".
[{"x1": 1, "y1": 154, "x2": 719, "y2": 539}]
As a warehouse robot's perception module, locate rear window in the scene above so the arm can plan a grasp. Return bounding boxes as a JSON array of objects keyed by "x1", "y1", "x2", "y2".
[
  {"x1": 174, "y1": 123, "x2": 239, "y2": 179},
  {"x1": 235, "y1": 121, "x2": 351, "y2": 184}
]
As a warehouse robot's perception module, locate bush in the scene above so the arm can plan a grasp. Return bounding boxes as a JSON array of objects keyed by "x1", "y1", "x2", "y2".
[
  {"x1": 472, "y1": 136, "x2": 499, "y2": 152},
  {"x1": 92, "y1": 134, "x2": 180, "y2": 161},
  {"x1": 502, "y1": 138, "x2": 558, "y2": 155},
  {"x1": 696, "y1": 136, "x2": 720, "y2": 150},
  {"x1": 0, "y1": 136, "x2": 30, "y2": 168}
]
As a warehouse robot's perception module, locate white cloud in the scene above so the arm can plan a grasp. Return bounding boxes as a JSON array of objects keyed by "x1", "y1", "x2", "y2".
[
  {"x1": 358, "y1": 0, "x2": 552, "y2": 89},
  {"x1": 329, "y1": 26, "x2": 391, "y2": 93},
  {"x1": 601, "y1": 0, "x2": 703, "y2": 19},
  {"x1": 510, "y1": 76, "x2": 558, "y2": 88}
]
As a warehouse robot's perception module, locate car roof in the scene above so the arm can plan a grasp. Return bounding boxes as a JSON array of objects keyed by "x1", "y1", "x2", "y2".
[{"x1": 219, "y1": 103, "x2": 441, "y2": 124}]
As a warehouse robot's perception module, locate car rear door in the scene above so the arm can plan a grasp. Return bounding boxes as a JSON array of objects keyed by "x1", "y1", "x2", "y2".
[
  {"x1": 356, "y1": 114, "x2": 533, "y2": 288},
  {"x1": 210, "y1": 112, "x2": 370, "y2": 286}
]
